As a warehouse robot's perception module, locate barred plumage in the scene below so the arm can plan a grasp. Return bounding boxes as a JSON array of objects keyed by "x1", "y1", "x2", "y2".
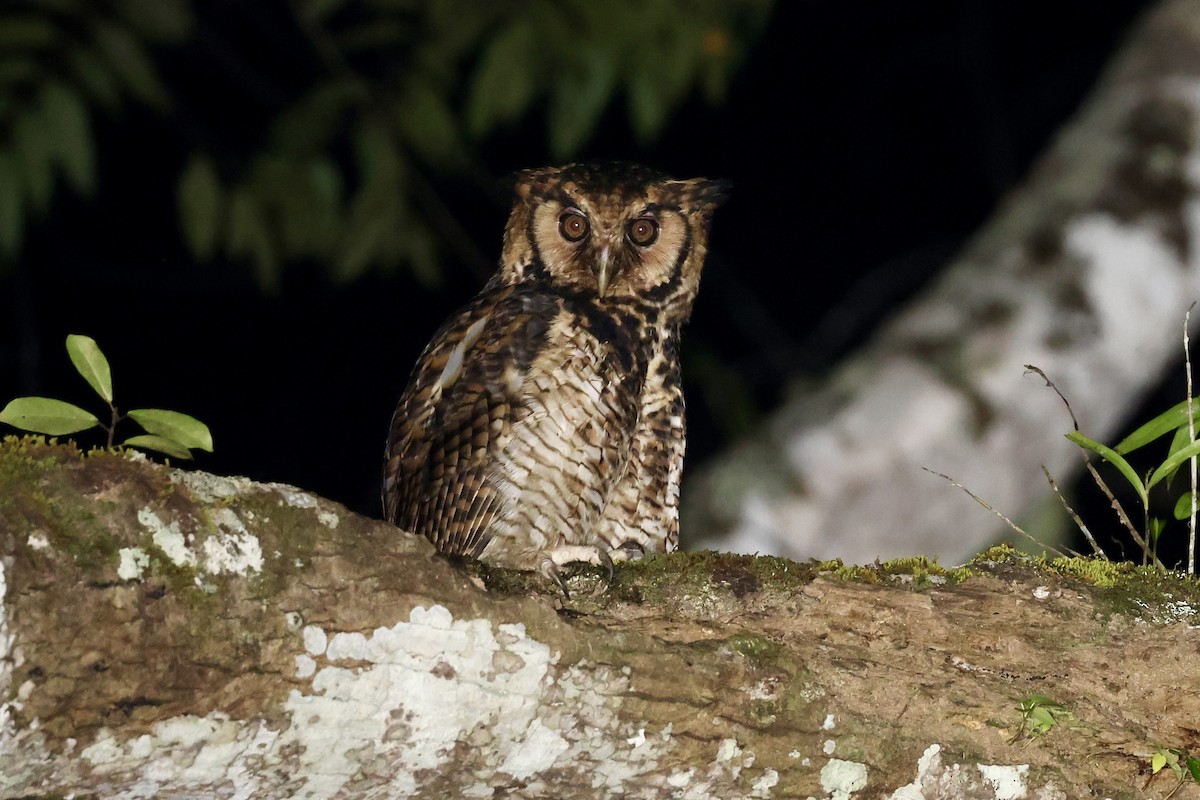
[{"x1": 383, "y1": 162, "x2": 726, "y2": 591}]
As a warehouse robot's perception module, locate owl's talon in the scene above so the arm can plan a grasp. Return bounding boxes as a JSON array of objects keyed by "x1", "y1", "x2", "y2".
[
  {"x1": 540, "y1": 558, "x2": 571, "y2": 599},
  {"x1": 596, "y1": 547, "x2": 615, "y2": 580}
]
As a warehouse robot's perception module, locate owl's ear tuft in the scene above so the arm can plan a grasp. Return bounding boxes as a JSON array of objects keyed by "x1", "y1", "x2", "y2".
[
  {"x1": 512, "y1": 167, "x2": 562, "y2": 204},
  {"x1": 669, "y1": 178, "x2": 730, "y2": 213}
]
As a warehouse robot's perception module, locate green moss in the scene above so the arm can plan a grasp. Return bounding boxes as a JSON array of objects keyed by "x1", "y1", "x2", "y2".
[
  {"x1": 725, "y1": 632, "x2": 781, "y2": 663},
  {"x1": 967, "y1": 545, "x2": 1200, "y2": 625},
  {"x1": 817, "y1": 555, "x2": 978, "y2": 588},
  {"x1": 1043, "y1": 556, "x2": 1133, "y2": 589},
  {"x1": 970, "y1": 544, "x2": 1024, "y2": 564},
  {"x1": 606, "y1": 550, "x2": 816, "y2": 605}
]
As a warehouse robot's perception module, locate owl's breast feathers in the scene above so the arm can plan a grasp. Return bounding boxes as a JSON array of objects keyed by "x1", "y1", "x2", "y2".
[{"x1": 383, "y1": 282, "x2": 660, "y2": 563}]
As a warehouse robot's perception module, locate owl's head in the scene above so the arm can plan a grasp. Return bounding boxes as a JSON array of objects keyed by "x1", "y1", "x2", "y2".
[{"x1": 500, "y1": 162, "x2": 727, "y2": 321}]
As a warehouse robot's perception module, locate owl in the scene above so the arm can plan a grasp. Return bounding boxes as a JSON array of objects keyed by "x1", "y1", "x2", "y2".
[{"x1": 382, "y1": 162, "x2": 726, "y2": 593}]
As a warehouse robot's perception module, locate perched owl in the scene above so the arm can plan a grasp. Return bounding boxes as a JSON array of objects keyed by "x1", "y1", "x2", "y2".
[{"x1": 382, "y1": 162, "x2": 726, "y2": 593}]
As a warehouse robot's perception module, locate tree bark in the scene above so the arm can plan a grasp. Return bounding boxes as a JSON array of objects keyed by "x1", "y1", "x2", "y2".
[
  {"x1": 2, "y1": 438, "x2": 1199, "y2": 799},
  {"x1": 685, "y1": 0, "x2": 1200, "y2": 566}
]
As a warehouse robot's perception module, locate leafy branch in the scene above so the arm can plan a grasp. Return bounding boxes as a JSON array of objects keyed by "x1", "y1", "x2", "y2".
[
  {"x1": 2, "y1": 0, "x2": 773, "y2": 287},
  {"x1": 0, "y1": 334, "x2": 212, "y2": 461}
]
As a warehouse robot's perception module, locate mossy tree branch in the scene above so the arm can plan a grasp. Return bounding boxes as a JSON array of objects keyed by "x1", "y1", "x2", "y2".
[{"x1": 1, "y1": 437, "x2": 1198, "y2": 799}]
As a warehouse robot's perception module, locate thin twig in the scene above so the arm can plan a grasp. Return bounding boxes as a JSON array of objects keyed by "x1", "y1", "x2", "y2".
[
  {"x1": 1024, "y1": 364, "x2": 1079, "y2": 431},
  {"x1": 1042, "y1": 465, "x2": 1102, "y2": 558},
  {"x1": 1028, "y1": 363, "x2": 1167, "y2": 571},
  {"x1": 1186, "y1": 302, "x2": 1196, "y2": 576},
  {"x1": 922, "y1": 467, "x2": 1069, "y2": 559},
  {"x1": 1083, "y1": 461, "x2": 1166, "y2": 572},
  {"x1": 1161, "y1": 774, "x2": 1186, "y2": 800}
]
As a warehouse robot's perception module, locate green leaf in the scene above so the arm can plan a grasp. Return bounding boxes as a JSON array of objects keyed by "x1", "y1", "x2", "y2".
[
  {"x1": 13, "y1": 100, "x2": 53, "y2": 212},
  {"x1": 0, "y1": 149, "x2": 24, "y2": 256},
  {"x1": 122, "y1": 434, "x2": 192, "y2": 460},
  {"x1": 0, "y1": 58, "x2": 40, "y2": 86},
  {"x1": 93, "y1": 20, "x2": 170, "y2": 107},
  {"x1": 548, "y1": 44, "x2": 618, "y2": 159},
  {"x1": 0, "y1": 397, "x2": 99, "y2": 435},
  {"x1": 625, "y1": 18, "x2": 701, "y2": 143},
  {"x1": 306, "y1": 0, "x2": 351, "y2": 21},
  {"x1": 1174, "y1": 491, "x2": 1196, "y2": 522},
  {"x1": 1153, "y1": 751, "x2": 1167, "y2": 774},
  {"x1": 178, "y1": 156, "x2": 223, "y2": 260},
  {"x1": 1148, "y1": 438, "x2": 1200, "y2": 490},
  {"x1": 127, "y1": 408, "x2": 212, "y2": 452},
  {"x1": 1115, "y1": 399, "x2": 1200, "y2": 454},
  {"x1": 227, "y1": 187, "x2": 279, "y2": 290},
  {"x1": 66, "y1": 334, "x2": 113, "y2": 403},
  {"x1": 112, "y1": 0, "x2": 193, "y2": 42},
  {"x1": 1187, "y1": 756, "x2": 1200, "y2": 782},
  {"x1": 1021, "y1": 693, "x2": 1056, "y2": 708},
  {"x1": 0, "y1": 15, "x2": 59, "y2": 50},
  {"x1": 396, "y1": 79, "x2": 463, "y2": 164},
  {"x1": 66, "y1": 47, "x2": 121, "y2": 109},
  {"x1": 1066, "y1": 432, "x2": 1147, "y2": 504},
  {"x1": 42, "y1": 82, "x2": 95, "y2": 195},
  {"x1": 271, "y1": 82, "x2": 353, "y2": 156},
  {"x1": 336, "y1": 190, "x2": 393, "y2": 281},
  {"x1": 465, "y1": 19, "x2": 537, "y2": 137}
]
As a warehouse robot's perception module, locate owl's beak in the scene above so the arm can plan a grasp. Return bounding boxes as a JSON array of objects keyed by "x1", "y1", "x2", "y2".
[{"x1": 596, "y1": 246, "x2": 612, "y2": 296}]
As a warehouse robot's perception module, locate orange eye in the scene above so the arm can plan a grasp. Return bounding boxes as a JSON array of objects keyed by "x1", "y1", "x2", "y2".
[
  {"x1": 559, "y1": 211, "x2": 589, "y2": 242},
  {"x1": 627, "y1": 217, "x2": 659, "y2": 246}
]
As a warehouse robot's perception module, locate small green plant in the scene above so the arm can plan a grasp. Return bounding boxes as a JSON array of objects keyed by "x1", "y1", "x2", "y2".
[
  {"x1": 1148, "y1": 747, "x2": 1200, "y2": 798},
  {"x1": 1010, "y1": 694, "x2": 1074, "y2": 744},
  {"x1": 1025, "y1": 310, "x2": 1200, "y2": 573},
  {"x1": 1066, "y1": 398, "x2": 1200, "y2": 565},
  {"x1": 0, "y1": 334, "x2": 213, "y2": 460}
]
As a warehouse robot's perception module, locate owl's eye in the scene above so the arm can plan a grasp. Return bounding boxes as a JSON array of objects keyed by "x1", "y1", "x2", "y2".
[
  {"x1": 627, "y1": 218, "x2": 659, "y2": 247},
  {"x1": 558, "y1": 211, "x2": 589, "y2": 242}
]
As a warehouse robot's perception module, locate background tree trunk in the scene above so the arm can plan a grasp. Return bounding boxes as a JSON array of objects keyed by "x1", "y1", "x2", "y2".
[
  {"x1": 2, "y1": 439, "x2": 1198, "y2": 799},
  {"x1": 685, "y1": 0, "x2": 1200, "y2": 566}
]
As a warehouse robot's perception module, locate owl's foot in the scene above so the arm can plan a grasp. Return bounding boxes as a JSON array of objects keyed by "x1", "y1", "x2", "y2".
[
  {"x1": 611, "y1": 540, "x2": 647, "y2": 561},
  {"x1": 539, "y1": 545, "x2": 617, "y2": 598}
]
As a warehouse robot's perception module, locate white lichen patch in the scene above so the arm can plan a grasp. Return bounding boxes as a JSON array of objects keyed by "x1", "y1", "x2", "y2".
[
  {"x1": 25, "y1": 533, "x2": 49, "y2": 551},
  {"x1": 0, "y1": 562, "x2": 13, "y2": 741},
  {"x1": 79, "y1": 714, "x2": 282, "y2": 800},
  {"x1": 168, "y1": 469, "x2": 257, "y2": 503},
  {"x1": 302, "y1": 624, "x2": 327, "y2": 655},
  {"x1": 294, "y1": 654, "x2": 316, "y2": 679},
  {"x1": 137, "y1": 505, "x2": 263, "y2": 576},
  {"x1": 820, "y1": 758, "x2": 868, "y2": 800},
  {"x1": 752, "y1": 768, "x2": 780, "y2": 797},
  {"x1": 171, "y1": 469, "x2": 346, "y2": 535},
  {"x1": 278, "y1": 604, "x2": 658, "y2": 798},
  {"x1": 0, "y1": 603, "x2": 787, "y2": 798},
  {"x1": 889, "y1": 744, "x2": 945, "y2": 799},
  {"x1": 138, "y1": 508, "x2": 196, "y2": 568},
  {"x1": 977, "y1": 763, "x2": 1029, "y2": 799},
  {"x1": 202, "y1": 509, "x2": 263, "y2": 575},
  {"x1": 716, "y1": 738, "x2": 743, "y2": 762},
  {"x1": 887, "y1": 744, "x2": 1042, "y2": 800},
  {"x1": 266, "y1": 483, "x2": 318, "y2": 509},
  {"x1": 117, "y1": 547, "x2": 151, "y2": 581}
]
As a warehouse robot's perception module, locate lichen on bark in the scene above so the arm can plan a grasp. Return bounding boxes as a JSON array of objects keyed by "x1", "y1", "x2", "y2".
[{"x1": 2, "y1": 436, "x2": 1200, "y2": 798}]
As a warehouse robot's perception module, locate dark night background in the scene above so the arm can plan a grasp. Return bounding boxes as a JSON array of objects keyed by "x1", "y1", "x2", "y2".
[{"x1": 0, "y1": 2, "x2": 1160, "y2": 542}]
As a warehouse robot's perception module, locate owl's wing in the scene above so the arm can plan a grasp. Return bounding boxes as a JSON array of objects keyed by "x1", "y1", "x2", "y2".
[{"x1": 383, "y1": 285, "x2": 555, "y2": 557}]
